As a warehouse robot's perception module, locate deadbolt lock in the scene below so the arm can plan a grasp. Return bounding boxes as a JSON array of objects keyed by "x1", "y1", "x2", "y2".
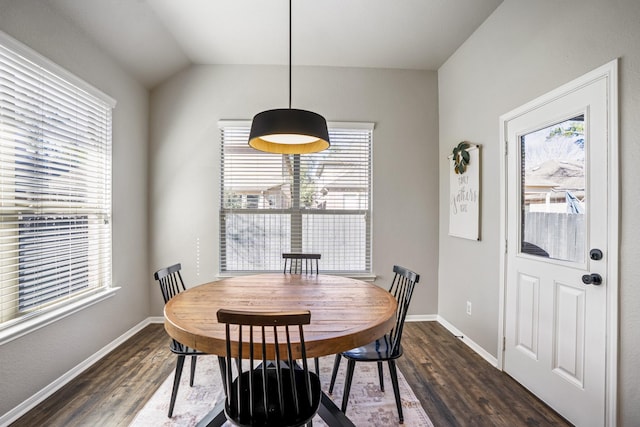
[{"x1": 590, "y1": 249, "x2": 603, "y2": 261}]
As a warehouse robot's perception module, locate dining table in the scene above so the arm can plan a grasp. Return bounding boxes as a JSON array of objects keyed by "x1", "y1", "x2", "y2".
[{"x1": 163, "y1": 273, "x2": 398, "y2": 427}]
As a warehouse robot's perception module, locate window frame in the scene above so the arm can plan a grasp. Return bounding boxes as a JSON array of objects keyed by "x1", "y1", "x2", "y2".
[
  {"x1": 218, "y1": 120, "x2": 374, "y2": 277},
  {"x1": 0, "y1": 30, "x2": 117, "y2": 344}
]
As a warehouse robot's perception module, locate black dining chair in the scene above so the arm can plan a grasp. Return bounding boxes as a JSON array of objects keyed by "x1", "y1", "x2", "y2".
[
  {"x1": 283, "y1": 253, "x2": 321, "y2": 275},
  {"x1": 282, "y1": 252, "x2": 322, "y2": 375},
  {"x1": 328, "y1": 264, "x2": 420, "y2": 424},
  {"x1": 217, "y1": 308, "x2": 322, "y2": 427},
  {"x1": 153, "y1": 263, "x2": 207, "y2": 418}
]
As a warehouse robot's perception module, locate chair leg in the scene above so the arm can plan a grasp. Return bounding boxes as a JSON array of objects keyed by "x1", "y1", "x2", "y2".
[
  {"x1": 377, "y1": 361, "x2": 384, "y2": 391},
  {"x1": 168, "y1": 355, "x2": 186, "y2": 417},
  {"x1": 341, "y1": 359, "x2": 356, "y2": 414},
  {"x1": 328, "y1": 354, "x2": 342, "y2": 394},
  {"x1": 314, "y1": 357, "x2": 320, "y2": 376},
  {"x1": 189, "y1": 355, "x2": 197, "y2": 386},
  {"x1": 388, "y1": 360, "x2": 404, "y2": 424},
  {"x1": 218, "y1": 356, "x2": 228, "y2": 393}
]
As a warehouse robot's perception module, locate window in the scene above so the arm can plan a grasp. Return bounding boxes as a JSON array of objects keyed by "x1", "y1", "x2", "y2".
[
  {"x1": 219, "y1": 121, "x2": 373, "y2": 274},
  {"x1": 0, "y1": 33, "x2": 115, "y2": 330}
]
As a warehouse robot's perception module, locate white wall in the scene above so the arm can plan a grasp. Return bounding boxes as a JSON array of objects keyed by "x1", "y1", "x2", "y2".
[
  {"x1": 438, "y1": 0, "x2": 640, "y2": 424},
  {"x1": 0, "y1": 0, "x2": 149, "y2": 418},
  {"x1": 149, "y1": 64, "x2": 439, "y2": 316}
]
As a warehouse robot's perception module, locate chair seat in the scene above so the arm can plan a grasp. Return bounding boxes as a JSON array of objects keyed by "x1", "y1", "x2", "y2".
[
  {"x1": 226, "y1": 367, "x2": 322, "y2": 427},
  {"x1": 342, "y1": 334, "x2": 403, "y2": 361}
]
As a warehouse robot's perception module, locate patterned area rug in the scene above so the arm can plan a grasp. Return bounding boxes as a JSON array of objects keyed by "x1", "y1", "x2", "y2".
[{"x1": 130, "y1": 355, "x2": 433, "y2": 426}]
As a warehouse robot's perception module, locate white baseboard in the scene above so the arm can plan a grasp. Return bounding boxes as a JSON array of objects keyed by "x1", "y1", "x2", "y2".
[
  {"x1": 436, "y1": 315, "x2": 498, "y2": 367},
  {"x1": 406, "y1": 314, "x2": 438, "y2": 322},
  {"x1": 0, "y1": 317, "x2": 155, "y2": 427}
]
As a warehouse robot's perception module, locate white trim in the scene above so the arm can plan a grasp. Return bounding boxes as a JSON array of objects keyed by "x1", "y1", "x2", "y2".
[
  {"x1": 605, "y1": 58, "x2": 619, "y2": 427},
  {"x1": 148, "y1": 316, "x2": 165, "y2": 324},
  {"x1": 406, "y1": 314, "x2": 438, "y2": 322},
  {"x1": 328, "y1": 121, "x2": 375, "y2": 130},
  {"x1": 216, "y1": 272, "x2": 377, "y2": 282},
  {"x1": 0, "y1": 317, "x2": 152, "y2": 427},
  {"x1": 497, "y1": 97, "x2": 509, "y2": 370},
  {"x1": 217, "y1": 119, "x2": 251, "y2": 128},
  {"x1": 498, "y1": 59, "x2": 618, "y2": 427},
  {"x1": 0, "y1": 30, "x2": 116, "y2": 107},
  {"x1": 437, "y1": 316, "x2": 498, "y2": 367},
  {"x1": 0, "y1": 288, "x2": 120, "y2": 346},
  {"x1": 218, "y1": 119, "x2": 375, "y2": 131}
]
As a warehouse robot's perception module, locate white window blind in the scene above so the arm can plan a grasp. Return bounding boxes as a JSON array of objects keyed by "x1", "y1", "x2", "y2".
[
  {"x1": 0, "y1": 34, "x2": 114, "y2": 329},
  {"x1": 219, "y1": 122, "x2": 373, "y2": 273}
]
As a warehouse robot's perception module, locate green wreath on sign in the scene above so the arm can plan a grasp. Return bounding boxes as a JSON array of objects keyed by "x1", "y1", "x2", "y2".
[{"x1": 452, "y1": 141, "x2": 471, "y2": 174}]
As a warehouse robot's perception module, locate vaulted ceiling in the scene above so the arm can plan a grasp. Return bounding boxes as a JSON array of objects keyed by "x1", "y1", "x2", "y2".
[{"x1": 47, "y1": 0, "x2": 503, "y2": 88}]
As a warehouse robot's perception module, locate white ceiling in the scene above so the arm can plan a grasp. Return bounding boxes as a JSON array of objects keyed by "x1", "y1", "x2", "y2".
[{"x1": 48, "y1": 0, "x2": 503, "y2": 88}]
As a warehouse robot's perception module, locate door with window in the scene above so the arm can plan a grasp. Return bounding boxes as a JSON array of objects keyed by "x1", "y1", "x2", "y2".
[{"x1": 501, "y1": 62, "x2": 617, "y2": 426}]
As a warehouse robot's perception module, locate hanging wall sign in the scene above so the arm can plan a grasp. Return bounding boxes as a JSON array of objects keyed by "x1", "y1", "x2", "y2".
[{"x1": 448, "y1": 143, "x2": 481, "y2": 240}]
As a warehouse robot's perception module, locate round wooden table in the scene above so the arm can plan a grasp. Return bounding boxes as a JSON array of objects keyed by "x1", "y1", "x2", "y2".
[
  {"x1": 164, "y1": 273, "x2": 398, "y2": 358},
  {"x1": 163, "y1": 273, "x2": 398, "y2": 427}
]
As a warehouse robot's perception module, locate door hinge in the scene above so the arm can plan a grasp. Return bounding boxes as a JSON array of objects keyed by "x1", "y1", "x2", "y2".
[
  {"x1": 505, "y1": 141, "x2": 508, "y2": 156},
  {"x1": 503, "y1": 336, "x2": 506, "y2": 351}
]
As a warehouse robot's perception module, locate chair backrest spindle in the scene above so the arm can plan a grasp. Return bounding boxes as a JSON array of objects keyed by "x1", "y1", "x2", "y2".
[{"x1": 298, "y1": 324, "x2": 313, "y2": 405}]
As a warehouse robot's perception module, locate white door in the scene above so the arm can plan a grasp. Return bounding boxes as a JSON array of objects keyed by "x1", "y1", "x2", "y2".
[{"x1": 501, "y1": 62, "x2": 618, "y2": 426}]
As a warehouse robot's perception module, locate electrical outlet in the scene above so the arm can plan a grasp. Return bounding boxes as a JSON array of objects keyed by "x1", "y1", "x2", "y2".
[{"x1": 466, "y1": 301, "x2": 472, "y2": 315}]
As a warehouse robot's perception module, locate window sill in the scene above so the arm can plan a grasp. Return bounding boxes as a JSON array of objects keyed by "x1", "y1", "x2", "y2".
[
  {"x1": 0, "y1": 287, "x2": 120, "y2": 346},
  {"x1": 216, "y1": 272, "x2": 377, "y2": 282}
]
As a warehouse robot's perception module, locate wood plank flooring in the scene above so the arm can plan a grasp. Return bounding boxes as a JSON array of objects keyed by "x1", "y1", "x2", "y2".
[
  {"x1": 9, "y1": 324, "x2": 175, "y2": 427},
  {"x1": 397, "y1": 322, "x2": 571, "y2": 426},
  {"x1": 9, "y1": 322, "x2": 571, "y2": 427}
]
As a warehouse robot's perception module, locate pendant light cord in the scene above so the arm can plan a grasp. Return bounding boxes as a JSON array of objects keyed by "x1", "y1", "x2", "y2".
[{"x1": 289, "y1": 0, "x2": 292, "y2": 109}]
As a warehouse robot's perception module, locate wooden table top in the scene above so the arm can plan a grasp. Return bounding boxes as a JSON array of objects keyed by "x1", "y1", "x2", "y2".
[{"x1": 164, "y1": 273, "x2": 398, "y2": 358}]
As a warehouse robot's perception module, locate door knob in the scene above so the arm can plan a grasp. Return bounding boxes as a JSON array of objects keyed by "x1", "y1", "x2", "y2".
[{"x1": 582, "y1": 273, "x2": 602, "y2": 285}]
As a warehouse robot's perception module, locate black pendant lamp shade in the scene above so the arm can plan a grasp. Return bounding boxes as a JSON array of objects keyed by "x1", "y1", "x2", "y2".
[
  {"x1": 249, "y1": 108, "x2": 330, "y2": 154},
  {"x1": 248, "y1": 0, "x2": 330, "y2": 155}
]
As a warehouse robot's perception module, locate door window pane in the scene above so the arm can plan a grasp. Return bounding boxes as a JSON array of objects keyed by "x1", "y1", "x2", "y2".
[{"x1": 520, "y1": 115, "x2": 585, "y2": 263}]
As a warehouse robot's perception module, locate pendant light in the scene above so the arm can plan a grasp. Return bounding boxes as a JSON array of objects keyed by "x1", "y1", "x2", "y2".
[{"x1": 248, "y1": 0, "x2": 330, "y2": 154}]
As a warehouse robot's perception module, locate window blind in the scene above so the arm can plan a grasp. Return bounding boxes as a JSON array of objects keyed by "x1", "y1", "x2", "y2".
[
  {"x1": 0, "y1": 35, "x2": 114, "y2": 327},
  {"x1": 219, "y1": 122, "x2": 373, "y2": 273}
]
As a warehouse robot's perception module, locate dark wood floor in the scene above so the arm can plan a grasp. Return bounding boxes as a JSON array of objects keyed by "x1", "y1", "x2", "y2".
[
  {"x1": 398, "y1": 322, "x2": 571, "y2": 426},
  {"x1": 10, "y1": 322, "x2": 571, "y2": 427}
]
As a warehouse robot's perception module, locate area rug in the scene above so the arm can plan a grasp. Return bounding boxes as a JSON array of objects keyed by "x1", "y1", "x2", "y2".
[{"x1": 130, "y1": 355, "x2": 433, "y2": 426}]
